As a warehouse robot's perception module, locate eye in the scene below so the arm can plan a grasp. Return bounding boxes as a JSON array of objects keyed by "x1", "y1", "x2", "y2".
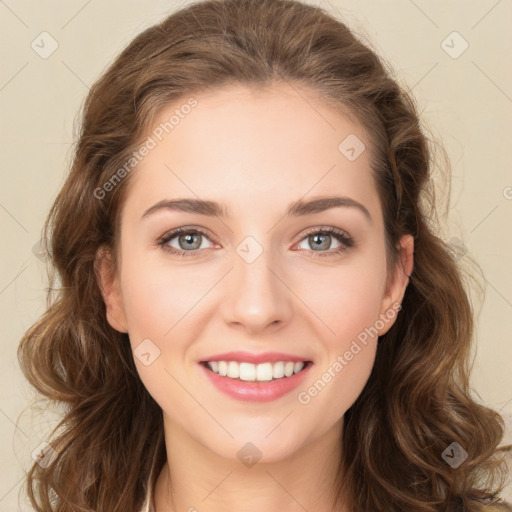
[
  {"x1": 294, "y1": 226, "x2": 354, "y2": 258},
  {"x1": 157, "y1": 227, "x2": 215, "y2": 257},
  {"x1": 157, "y1": 226, "x2": 354, "y2": 259}
]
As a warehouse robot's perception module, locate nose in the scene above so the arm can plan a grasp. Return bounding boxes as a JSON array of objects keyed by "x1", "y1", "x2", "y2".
[{"x1": 221, "y1": 242, "x2": 294, "y2": 335}]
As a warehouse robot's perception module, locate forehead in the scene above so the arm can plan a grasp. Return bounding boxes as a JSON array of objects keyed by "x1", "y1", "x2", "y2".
[{"x1": 122, "y1": 81, "x2": 380, "y2": 224}]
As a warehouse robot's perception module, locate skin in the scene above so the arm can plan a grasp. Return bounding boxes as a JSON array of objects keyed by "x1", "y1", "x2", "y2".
[{"x1": 96, "y1": 81, "x2": 414, "y2": 512}]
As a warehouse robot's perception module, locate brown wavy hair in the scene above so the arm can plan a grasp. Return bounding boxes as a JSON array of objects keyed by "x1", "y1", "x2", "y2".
[{"x1": 17, "y1": 0, "x2": 511, "y2": 510}]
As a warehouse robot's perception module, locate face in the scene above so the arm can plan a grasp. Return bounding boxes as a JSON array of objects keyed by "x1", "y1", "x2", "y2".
[{"x1": 96, "y1": 81, "x2": 412, "y2": 463}]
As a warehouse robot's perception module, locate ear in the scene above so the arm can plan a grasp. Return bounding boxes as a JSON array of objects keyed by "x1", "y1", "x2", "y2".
[
  {"x1": 377, "y1": 234, "x2": 414, "y2": 336},
  {"x1": 94, "y1": 244, "x2": 128, "y2": 333}
]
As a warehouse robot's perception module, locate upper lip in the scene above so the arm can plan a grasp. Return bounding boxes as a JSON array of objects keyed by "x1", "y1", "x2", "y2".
[{"x1": 200, "y1": 351, "x2": 312, "y2": 364}]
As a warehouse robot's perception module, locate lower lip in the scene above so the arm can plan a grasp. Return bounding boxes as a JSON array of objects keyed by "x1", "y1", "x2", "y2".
[{"x1": 199, "y1": 362, "x2": 313, "y2": 402}]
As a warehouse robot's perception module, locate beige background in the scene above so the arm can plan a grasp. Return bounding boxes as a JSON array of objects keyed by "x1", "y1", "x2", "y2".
[{"x1": 1, "y1": 0, "x2": 511, "y2": 509}]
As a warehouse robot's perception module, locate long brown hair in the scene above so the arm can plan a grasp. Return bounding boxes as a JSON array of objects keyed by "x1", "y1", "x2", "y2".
[{"x1": 17, "y1": 0, "x2": 511, "y2": 510}]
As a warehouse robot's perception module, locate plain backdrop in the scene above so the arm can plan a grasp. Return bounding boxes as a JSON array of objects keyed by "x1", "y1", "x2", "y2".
[{"x1": 0, "y1": 0, "x2": 511, "y2": 509}]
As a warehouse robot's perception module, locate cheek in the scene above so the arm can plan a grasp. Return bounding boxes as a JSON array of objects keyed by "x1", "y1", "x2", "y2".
[
  {"x1": 117, "y1": 261, "x2": 196, "y2": 409},
  {"x1": 120, "y1": 275, "x2": 170, "y2": 341},
  {"x1": 118, "y1": 251, "x2": 212, "y2": 341},
  {"x1": 295, "y1": 270, "x2": 382, "y2": 422},
  {"x1": 293, "y1": 255, "x2": 387, "y2": 344},
  {"x1": 291, "y1": 255, "x2": 386, "y2": 407}
]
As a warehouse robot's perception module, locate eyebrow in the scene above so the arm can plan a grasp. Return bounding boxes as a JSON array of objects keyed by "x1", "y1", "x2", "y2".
[{"x1": 141, "y1": 195, "x2": 372, "y2": 223}]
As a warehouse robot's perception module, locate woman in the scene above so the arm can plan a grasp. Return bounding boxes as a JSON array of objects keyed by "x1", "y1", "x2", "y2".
[{"x1": 18, "y1": 0, "x2": 511, "y2": 511}]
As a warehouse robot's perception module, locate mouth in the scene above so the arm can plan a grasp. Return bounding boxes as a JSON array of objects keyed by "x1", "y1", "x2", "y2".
[
  {"x1": 199, "y1": 360, "x2": 313, "y2": 382},
  {"x1": 199, "y1": 359, "x2": 313, "y2": 402}
]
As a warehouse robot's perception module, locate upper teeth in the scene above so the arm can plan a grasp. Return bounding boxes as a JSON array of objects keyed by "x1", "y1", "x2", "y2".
[{"x1": 206, "y1": 361, "x2": 306, "y2": 381}]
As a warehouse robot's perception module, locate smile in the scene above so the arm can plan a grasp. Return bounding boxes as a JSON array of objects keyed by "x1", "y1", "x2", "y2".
[{"x1": 199, "y1": 361, "x2": 313, "y2": 402}]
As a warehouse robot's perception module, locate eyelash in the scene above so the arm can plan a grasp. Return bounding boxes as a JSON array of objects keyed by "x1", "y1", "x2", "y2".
[{"x1": 156, "y1": 226, "x2": 354, "y2": 259}]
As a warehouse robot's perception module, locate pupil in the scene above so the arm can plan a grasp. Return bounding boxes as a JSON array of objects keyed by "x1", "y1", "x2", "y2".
[
  {"x1": 311, "y1": 234, "x2": 329, "y2": 250},
  {"x1": 180, "y1": 233, "x2": 200, "y2": 250}
]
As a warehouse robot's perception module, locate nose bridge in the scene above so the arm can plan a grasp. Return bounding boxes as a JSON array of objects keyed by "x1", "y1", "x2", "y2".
[{"x1": 224, "y1": 234, "x2": 292, "y2": 331}]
